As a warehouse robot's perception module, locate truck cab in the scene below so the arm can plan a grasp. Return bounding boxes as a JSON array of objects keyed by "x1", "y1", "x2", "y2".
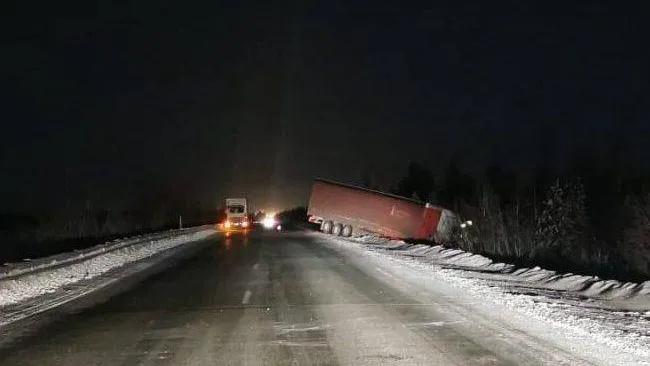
[{"x1": 223, "y1": 198, "x2": 249, "y2": 232}]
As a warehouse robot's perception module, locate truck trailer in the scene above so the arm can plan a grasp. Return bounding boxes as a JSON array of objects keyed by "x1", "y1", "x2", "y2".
[
  {"x1": 222, "y1": 198, "x2": 249, "y2": 232},
  {"x1": 307, "y1": 179, "x2": 455, "y2": 241}
]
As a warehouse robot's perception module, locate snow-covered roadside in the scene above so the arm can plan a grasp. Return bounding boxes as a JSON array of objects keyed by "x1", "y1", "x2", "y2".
[
  {"x1": 348, "y1": 236, "x2": 650, "y2": 307},
  {"x1": 1, "y1": 227, "x2": 212, "y2": 280},
  {"x1": 322, "y1": 234, "x2": 650, "y2": 366},
  {"x1": 0, "y1": 229, "x2": 215, "y2": 308}
]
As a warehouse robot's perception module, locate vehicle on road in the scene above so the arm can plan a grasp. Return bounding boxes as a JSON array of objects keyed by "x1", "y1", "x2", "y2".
[
  {"x1": 221, "y1": 198, "x2": 249, "y2": 232},
  {"x1": 307, "y1": 178, "x2": 456, "y2": 241},
  {"x1": 261, "y1": 213, "x2": 282, "y2": 231}
]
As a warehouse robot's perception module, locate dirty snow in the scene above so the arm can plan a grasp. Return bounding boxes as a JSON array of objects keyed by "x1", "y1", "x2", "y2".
[
  {"x1": 0, "y1": 229, "x2": 215, "y2": 307},
  {"x1": 325, "y1": 234, "x2": 650, "y2": 366},
  {"x1": 1, "y1": 228, "x2": 211, "y2": 280},
  {"x1": 350, "y1": 235, "x2": 650, "y2": 304}
]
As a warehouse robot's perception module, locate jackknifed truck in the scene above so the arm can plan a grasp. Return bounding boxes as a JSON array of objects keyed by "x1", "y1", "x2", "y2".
[{"x1": 307, "y1": 179, "x2": 456, "y2": 242}]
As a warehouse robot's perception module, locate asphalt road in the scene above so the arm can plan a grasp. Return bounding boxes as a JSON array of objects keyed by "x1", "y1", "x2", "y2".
[{"x1": 0, "y1": 230, "x2": 594, "y2": 365}]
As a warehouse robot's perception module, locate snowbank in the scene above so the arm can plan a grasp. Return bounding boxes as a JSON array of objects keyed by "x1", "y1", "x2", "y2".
[
  {"x1": 351, "y1": 235, "x2": 513, "y2": 271},
  {"x1": 349, "y1": 235, "x2": 650, "y2": 304},
  {"x1": 0, "y1": 229, "x2": 215, "y2": 307},
  {"x1": 1, "y1": 227, "x2": 209, "y2": 279}
]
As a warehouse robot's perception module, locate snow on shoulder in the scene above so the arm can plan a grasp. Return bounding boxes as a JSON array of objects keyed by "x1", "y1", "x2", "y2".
[
  {"x1": 0, "y1": 229, "x2": 214, "y2": 308},
  {"x1": 351, "y1": 235, "x2": 650, "y2": 304},
  {"x1": 323, "y1": 233, "x2": 650, "y2": 365}
]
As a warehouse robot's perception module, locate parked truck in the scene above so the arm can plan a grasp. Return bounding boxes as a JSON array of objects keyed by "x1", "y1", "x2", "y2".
[{"x1": 307, "y1": 179, "x2": 456, "y2": 241}]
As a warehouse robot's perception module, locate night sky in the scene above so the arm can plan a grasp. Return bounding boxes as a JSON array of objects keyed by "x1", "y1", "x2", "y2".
[{"x1": 3, "y1": 1, "x2": 650, "y2": 212}]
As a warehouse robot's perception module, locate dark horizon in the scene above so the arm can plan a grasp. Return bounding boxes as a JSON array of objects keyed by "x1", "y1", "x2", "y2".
[{"x1": 3, "y1": 1, "x2": 650, "y2": 213}]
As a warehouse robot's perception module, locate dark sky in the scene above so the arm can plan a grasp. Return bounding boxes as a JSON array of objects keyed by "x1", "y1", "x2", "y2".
[{"x1": 3, "y1": 1, "x2": 650, "y2": 212}]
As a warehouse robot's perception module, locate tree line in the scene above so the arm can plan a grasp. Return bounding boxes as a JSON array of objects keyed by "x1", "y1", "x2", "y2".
[
  {"x1": 382, "y1": 157, "x2": 650, "y2": 281},
  {"x1": 0, "y1": 189, "x2": 220, "y2": 262}
]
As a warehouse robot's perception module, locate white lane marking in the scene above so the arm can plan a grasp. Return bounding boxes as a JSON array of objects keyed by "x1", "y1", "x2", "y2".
[
  {"x1": 253, "y1": 263, "x2": 259, "y2": 270},
  {"x1": 269, "y1": 340, "x2": 329, "y2": 347},
  {"x1": 242, "y1": 290, "x2": 252, "y2": 304},
  {"x1": 274, "y1": 323, "x2": 331, "y2": 334},
  {"x1": 407, "y1": 320, "x2": 466, "y2": 328}
]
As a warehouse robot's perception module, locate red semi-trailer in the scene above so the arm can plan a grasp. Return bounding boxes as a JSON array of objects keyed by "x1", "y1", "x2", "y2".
[{"x1": 307, "y1": 179, "x2": 450, "y2": 241}]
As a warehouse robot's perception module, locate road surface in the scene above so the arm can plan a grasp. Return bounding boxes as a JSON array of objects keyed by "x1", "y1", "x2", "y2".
[{"x1": 0, "y1": 230, "x2": 599, "y2": 365}]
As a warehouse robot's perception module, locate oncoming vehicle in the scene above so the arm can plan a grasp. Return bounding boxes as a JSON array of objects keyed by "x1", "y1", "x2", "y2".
[
  {"x1": 261, "y1": 213, "x2": 282, "y2": 231},
  {"x1": 222, "y1": 198, "x2": 249, "y2": 232}
]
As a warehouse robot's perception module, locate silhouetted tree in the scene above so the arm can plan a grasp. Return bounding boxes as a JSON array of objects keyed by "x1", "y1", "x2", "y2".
[
  {"x1": 395, "y1": 162, "x2": 434, "y2": 202},
  {"x1": 441, "y1": 159, "x2": 461, "y2": 206},
  {"x1": 440, "y1": 159, "x2": 478, "y2": 209},
  {"x1": 622, "y1": 194, "x2": 650, "y2": 275},
  {"x1": 534, "y1": 178, "x2": 589, "y2": 262},
  {"x1": 484, "y1": 165, "x2": 517, "y2": 208}
]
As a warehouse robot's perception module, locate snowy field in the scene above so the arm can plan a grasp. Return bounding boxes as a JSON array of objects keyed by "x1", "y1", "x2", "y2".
[{"x1": 323, "y1": 234, "x2": 650, "y2": 366}]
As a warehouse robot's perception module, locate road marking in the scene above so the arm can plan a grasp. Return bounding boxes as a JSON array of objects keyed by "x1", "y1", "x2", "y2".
[
  {"x1": 269, "y1": 340, "x2": 329, "y2": 347},
  {"x1": 253, "y1": 263, "x2": 259, "y2": 270},
  {"x1": 242, "y1": 290, "x2": 252, "y2": 304},
  {"x1": 407, "y1": 320, "x2": 466, "y2": 328}
]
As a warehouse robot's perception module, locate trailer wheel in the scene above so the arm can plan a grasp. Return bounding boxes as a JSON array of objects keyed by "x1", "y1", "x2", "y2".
[
  {"x1": 321, "y1": 220, "x2": 333, "y2": 234},
  {"x1": 332, "y1": 223, "x2": 343, "y2": 236},
  {"x1": 342, "y1": 225, "x2": 353, "y2": 237}
]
